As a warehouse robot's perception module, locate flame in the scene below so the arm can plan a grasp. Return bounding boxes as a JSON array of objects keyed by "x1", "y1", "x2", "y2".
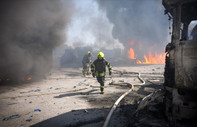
[
  {"x1": 6, "y1": 78, "x2": 10, "y2": 81},
  {"x1": 130, "y1": 41, "x2": 135, "y2": 46},
  {"x1": 136, "y1": 52, "x2": 165, "y2": 64},
  {"x1": 27, "y1": 77, "x2": 32, "y2": 81},
  {"x1": 127, "y1": 41, "x2": 165, "y2": 64},
  {"x1": 128, "y1": 48, "x2": 136, "y2": 59}
]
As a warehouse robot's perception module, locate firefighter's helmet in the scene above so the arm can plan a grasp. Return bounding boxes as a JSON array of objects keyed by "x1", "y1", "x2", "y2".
[
  {"x1": 97, "y1": 52, "x2": 104, "y2": 58},
  {"x1": 87, "y1": 51, "x2": 91, "y2": 57}
]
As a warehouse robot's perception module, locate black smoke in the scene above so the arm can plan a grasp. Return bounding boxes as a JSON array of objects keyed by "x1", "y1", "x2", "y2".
[
  {"x1": 0, "y1": 0, "x2": 73, "y2": 82},
  {"x1": 96, "y1": 0, "x2": 169, "y2": 59}
]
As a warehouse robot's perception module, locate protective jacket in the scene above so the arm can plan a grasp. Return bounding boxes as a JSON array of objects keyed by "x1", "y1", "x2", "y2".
[
  {"x1": 82, "y1": 53, "x2": 92, "y2": 66},
  {"x1": 91, "y1": 58, "x2": 112, "y2": 77}
]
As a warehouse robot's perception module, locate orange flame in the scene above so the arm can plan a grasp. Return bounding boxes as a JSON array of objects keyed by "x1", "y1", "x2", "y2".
[
  {"x1": 27, "y1": 77, "x2": 32, "y2": 81},
  {"x1": 136, "y1": 52, "x2": 165, "y2": 64},
  {"x1": 130, "y1": 41, "x2": 135, "y2": 46},
  {"x1": 6, "y1": 78, "x2": 10, "y2": 81},
  {"x1": 127, "y1": 41, "x2": 165, "y2": 64},
  {"x1": 128, "y1": 48, "x2": 136, "y2": 59}
]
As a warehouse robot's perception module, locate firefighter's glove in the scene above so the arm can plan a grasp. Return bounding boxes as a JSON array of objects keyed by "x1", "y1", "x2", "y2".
[
  {"x1": 109, "y1": 72, "x2": 112, "y2": 75},
  {"x1": 92, "y1": 73, "x2": 95, "y2": 78}
]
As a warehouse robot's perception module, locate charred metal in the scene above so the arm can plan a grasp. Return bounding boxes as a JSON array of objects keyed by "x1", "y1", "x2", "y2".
[{"x1": 163, "y1": 0, "x2": 197, "y2": 121}]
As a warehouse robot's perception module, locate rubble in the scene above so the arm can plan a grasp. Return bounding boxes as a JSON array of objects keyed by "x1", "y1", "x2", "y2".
[
  {"x1": 0, "y1": 65, "x2": 174, "y2": 127},
  {"x1": 34, "y1": 109, "x2": 41, "y2": 112},
  {"x1": 3, "y1": 114, "x2": 20, "y2": 121},
  {"x1": 136, "y1": 89, "x2": 164, "y2": 112}
]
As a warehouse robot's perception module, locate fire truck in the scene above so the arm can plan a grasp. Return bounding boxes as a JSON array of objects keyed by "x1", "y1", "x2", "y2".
[{"x1": 163, "y1": 0, "x2": 197, "y2": 120}]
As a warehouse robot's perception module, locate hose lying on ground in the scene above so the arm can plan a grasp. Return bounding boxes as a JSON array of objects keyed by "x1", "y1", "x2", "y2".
[{"x1": 103, "y1": 72, "x2": 145, "y2": 127}]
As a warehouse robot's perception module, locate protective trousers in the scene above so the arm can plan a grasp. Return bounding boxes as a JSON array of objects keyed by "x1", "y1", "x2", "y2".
[
  {"x1": 96, "y1": 76, "x2": 105, "y2": 92},
  {"x1": 82, "y1": 63, "x2": 90, "y2": 76}
]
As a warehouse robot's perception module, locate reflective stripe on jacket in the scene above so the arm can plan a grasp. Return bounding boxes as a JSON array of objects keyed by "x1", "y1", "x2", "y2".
[{"x1": 91, "y1": 58, "x2": 112, "y2": 77}]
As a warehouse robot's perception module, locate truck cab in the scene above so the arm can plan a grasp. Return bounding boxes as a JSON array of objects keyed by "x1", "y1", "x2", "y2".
[{"x1": 163, "y1": 0, "x2": 197, "y2": 121}]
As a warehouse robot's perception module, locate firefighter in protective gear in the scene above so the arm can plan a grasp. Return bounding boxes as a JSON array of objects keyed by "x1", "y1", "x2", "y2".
[
  {"x1": 82, "y1": 51, "x2": 92, "y2": 77},
  {"x1": 91, "y1": 52, "x2": 112, "y2": 94}
]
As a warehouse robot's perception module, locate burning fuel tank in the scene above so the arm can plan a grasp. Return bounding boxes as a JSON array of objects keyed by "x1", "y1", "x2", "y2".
[{"x1": 163, "y1": 0, "x2": 197, "y2": 121}]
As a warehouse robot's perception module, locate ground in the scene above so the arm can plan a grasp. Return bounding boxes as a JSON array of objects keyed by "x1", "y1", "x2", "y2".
[{"x1": 0, "y1": 65, "x2": 170, "y2": 127}]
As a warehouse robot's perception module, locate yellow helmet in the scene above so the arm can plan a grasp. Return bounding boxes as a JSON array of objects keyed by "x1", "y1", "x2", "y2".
[
  {"x1": 87, "y1": 51, "x2": 91, "y2": 54},
  {"x1": 97, "y1": 52, "x2": 104, "y2": 58}
]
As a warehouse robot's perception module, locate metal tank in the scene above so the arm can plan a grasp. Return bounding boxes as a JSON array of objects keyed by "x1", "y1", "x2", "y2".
[{"x1": 163, "y1": 0, "x2": 197, "y2": 120}]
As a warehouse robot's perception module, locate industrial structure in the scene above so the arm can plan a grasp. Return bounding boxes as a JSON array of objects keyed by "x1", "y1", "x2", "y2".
[{"x1": 163, "y1": 0, "x2": 197, "y2": 121}]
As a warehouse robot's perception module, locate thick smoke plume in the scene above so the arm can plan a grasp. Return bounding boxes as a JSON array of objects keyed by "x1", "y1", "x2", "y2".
[
  {"x1": 60, "y1": 0, "x2": 169, "y2": 67},
  {"x1": 60, "y1": 46, "x2": 124, "y2": 68},
  {"x1": 0, "y1": 0, "x2": 73, "y2": 82},
  {"x1": 96, "y1": 0, "x2": 169, "y2": 59},
  {"x1": 66, "y1": 0, "x2": 123, "y2": 50}
]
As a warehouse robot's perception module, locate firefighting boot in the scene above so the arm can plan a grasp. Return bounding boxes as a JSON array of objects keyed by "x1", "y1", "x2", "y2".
[
  {"x1": 100, "y1": 91, "x2": 104, "y2": 94},
  {"x1": 100, "y1": 85, "x2": 104, "y2": 94}
]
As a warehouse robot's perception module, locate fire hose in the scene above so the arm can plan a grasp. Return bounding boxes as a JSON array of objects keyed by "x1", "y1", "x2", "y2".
[{"x1": 103, "y1": 72, "x2": 145, "y2": 127}]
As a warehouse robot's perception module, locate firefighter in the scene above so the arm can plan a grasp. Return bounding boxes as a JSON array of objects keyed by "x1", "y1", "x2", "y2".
[
  {"x1": 82, "y1": 51, "x2": 92, "y2": 77},
  {"x1": 91, "y1": 52, "x2": 112, "y2": 94}
]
